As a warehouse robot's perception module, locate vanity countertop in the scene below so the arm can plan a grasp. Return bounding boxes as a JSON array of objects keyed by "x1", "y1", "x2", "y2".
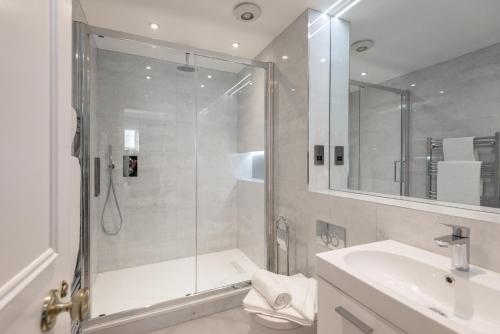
[{"x1": 316, "y1": 240, "x2": 500, "y2": 334}]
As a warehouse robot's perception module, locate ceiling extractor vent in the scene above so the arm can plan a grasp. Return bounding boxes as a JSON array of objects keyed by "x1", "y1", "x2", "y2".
[
  {"x1": 351, "y1": 39, "x2": 375, "y2": 53},
  {"x1": 234, "y1": 2, "x2": 262, "y2": 22}
]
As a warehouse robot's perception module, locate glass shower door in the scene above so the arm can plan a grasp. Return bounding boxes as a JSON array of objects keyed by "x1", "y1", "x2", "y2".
[
  {"x1": 349, "y1": 83, "x2": 406, "y2": 196},
  {"x1": 193, "y1": 55, "x2": 267, "y2": 293}
]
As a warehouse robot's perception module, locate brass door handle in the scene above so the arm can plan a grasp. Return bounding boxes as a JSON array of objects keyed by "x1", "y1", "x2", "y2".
[{"x1": 40, "y1": 281, "x2": 90, "y2": 332}]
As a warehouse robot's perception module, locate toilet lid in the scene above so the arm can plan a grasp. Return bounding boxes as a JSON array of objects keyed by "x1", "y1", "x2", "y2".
[{"x1": 252, "y1": 313, "x2": 302, "y2": 330}]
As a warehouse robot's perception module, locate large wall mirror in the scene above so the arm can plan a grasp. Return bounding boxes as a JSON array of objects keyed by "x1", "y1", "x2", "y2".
[{"x1": 329, "y1": 0, "x2": 500, "y2": 213}]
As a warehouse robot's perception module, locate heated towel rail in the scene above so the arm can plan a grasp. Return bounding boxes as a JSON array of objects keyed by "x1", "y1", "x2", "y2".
[{"x1": 426, "y1": 132, "x2": 500, "y2": 208}]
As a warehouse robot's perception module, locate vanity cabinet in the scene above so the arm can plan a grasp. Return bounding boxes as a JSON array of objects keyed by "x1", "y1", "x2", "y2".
[{"x1": 318, "y1": 277, "x2": 406, "y2": 334}]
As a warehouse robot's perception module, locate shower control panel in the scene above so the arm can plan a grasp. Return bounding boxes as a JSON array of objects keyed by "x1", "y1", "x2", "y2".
[
  {"x1": 314, "y1": 145, "x2": 325, "y2": 165},
  {"x1": 334, "y1": 146, "x2": 344, "y2": 165},
  {"x1": 123, "y1": 155, "x2": 138, "y2": 177}
]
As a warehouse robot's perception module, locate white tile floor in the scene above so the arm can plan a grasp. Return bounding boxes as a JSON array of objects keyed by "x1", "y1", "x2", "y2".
[{"x1": 91, "y1": 249, "x2": 259, "y2": 317}]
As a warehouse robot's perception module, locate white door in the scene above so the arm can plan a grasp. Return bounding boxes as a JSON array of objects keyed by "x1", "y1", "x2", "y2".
[{"x1": 0, "y1": 0, "x2": 81, "y2": 333}]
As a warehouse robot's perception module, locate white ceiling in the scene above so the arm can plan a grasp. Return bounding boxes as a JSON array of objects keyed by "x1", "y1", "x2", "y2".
[
  {"x1": 80, "y1": 0, "x2": 500, "y2": 82},
  {"x1": 345, "y1": 0, "x2": 500, "y2": 83},
  {"x1": 80, "y1": 0, "x2": 337, "y2": 59}
]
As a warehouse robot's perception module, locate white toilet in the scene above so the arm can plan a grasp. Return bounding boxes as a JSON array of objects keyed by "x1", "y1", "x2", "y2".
[{"x1": 248, "y1": 313, "x2": 317, "y2": 334}]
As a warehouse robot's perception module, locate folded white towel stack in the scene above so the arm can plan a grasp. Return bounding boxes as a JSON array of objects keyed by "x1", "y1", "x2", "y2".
[
  {"x1": 442, "y1": 137, "x2": 477, "y2": 161},
  {"x1": 244, "y1": 271, "x2": 317, "y2": 326},
  {"x1": 437, "y1": 161, "x2": 482, "y2": 206},
  {"x1": 251, "y1": 269, "x2": 292, "y2": 310}
]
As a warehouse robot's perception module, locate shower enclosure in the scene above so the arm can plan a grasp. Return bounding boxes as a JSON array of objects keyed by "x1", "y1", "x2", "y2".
[
  {"x1": 73, "y1": 22, "x2": 274, "y2": 320},
  {"x1": 346, "y1": 81, "x2": 410, "y2": 196}
]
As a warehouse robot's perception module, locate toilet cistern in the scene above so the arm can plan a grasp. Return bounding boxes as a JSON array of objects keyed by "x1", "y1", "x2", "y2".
[{"x1": 434, "y1": 224, "x2": 470, "y2": 271}]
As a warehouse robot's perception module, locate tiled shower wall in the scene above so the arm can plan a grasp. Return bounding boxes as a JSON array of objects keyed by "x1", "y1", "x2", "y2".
[
  {"x1": 259, "y1": 9, "x2": 500, "y2": 277},
  {"x1": 94, "y1": 50, "x2": 239, "y2": 272}
]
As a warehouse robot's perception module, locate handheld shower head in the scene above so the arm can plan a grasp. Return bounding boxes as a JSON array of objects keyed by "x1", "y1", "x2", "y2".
[
  {"x1": 100, "y1": 144, "x2": 123, "y2": 235},
  {"x1": 107, "y1": 144, "x2": 115, "y2": 169}
]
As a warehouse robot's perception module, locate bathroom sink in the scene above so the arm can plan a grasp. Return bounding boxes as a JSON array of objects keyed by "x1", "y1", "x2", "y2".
[{"x1": 316, "y1": 240, "x2": 500, "y2": 334}]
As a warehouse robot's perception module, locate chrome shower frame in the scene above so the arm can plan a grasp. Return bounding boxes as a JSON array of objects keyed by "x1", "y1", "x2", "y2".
[
  {"x1": 349, "y1": 80, "x2": 410, "y2": 196},
  {"x1": 74, "y1": 22, "x2": 276, "y2": 324}
]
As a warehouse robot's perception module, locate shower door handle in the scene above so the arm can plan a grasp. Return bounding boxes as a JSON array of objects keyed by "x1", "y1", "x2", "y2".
[
  {"x1": 394, "y1": 160, "x2": 401, "y2": 183},
  {"x1": 94, "y1": 157, "x2": 100, "y2": 197}
]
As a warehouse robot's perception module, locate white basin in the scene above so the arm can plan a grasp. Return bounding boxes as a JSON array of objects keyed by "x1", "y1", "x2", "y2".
[{"x1": 317, "y1": 240, "x2": 500, "y2": 334}]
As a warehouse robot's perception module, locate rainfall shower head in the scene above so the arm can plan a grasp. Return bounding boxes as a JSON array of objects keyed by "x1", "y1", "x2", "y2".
[{"x1": 177, "y1": 53, "x2": 195, "y2": 72}]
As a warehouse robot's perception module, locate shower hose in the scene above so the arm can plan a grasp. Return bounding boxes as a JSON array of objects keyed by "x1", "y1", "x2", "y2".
[{"x1": 100, "y1": 161, "x2": 124, "y2": 235}]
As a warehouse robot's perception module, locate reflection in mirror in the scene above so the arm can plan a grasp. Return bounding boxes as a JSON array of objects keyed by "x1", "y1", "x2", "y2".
[{"x1": 330, "y1": 0, "x2": 500, "y2": 212}]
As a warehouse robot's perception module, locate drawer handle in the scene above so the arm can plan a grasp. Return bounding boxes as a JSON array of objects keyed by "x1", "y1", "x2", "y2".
[{"x1": 335, "y1": 306, "x2": 374, "y2": 333}]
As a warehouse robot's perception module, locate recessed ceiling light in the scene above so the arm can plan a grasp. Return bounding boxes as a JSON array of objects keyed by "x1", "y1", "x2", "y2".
[
  {"x1": 200, "y1": 84, "x2": 205, "y2": 88},
  {"x1": 291, "y1": 88, "x2": 296, "y2": 92},
  {"x1": 410, "y1": 83, "x2": 416, "y2": 87},
  {"x1": 232, "y1": 42, "x2": 240, "y2": 48},
  {"x1": 282, "y1": 55, "x2": 289, "y2": 60},
  {"x1": 320, "y1": 58, "x2": 327, "y2": 63},
  {"x1": 146, "y1": 76, "x2": 151, "y2": 80},
  {"x1": 361, "y1": 72, "x2": 368, "y2": 76},
  {"x1": 440, "y1": 90, "x2": 445, "y2": 94},
  {"x1": 146, "y1": 66, "x2": 151, "y2": 70},
  {"x1": 149, "y1": 22, "x2": 159, "y2": 30},
  {"x1": 207, "y1": 75, "x2": 212, "y2": 79}
]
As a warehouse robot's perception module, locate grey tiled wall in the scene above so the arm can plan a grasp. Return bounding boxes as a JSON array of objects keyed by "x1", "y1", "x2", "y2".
[{"x1": 257, "y1": 11, "x2": 319, "y2": 275}]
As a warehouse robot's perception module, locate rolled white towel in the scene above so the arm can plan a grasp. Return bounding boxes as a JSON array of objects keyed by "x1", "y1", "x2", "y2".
[
  {"x1": 280, "y1": 275, "x2": 317, "y2": 322},
  {"x1": 251, "y1": 269, "x2": 291, "y2": 310}
]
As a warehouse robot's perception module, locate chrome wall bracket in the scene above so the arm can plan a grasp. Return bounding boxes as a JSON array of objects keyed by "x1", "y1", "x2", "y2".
[{"x1": 316, "y1": 220, "x2": 346, "y2": 250}]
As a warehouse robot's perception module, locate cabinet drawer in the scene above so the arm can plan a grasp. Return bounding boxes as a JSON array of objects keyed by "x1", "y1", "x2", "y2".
[{"x1": 318, "y1": 277, "x2": 406, "y2": 334}]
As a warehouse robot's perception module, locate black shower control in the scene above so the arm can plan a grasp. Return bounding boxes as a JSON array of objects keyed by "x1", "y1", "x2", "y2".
[
  {"x1": 314, "y1": 145, "x2": 324, "y2": 165},
  {"x1": 123, "y1": 155, "x2": 138, "y2": 177},
  {"x1": 335, "y1": 146, "x2": 344, "y2": 165}
]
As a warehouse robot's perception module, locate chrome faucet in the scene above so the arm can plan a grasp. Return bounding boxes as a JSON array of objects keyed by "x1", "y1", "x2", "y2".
[{"x1": 434, "y1": 224, "x2": 470, "y2": 271}]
